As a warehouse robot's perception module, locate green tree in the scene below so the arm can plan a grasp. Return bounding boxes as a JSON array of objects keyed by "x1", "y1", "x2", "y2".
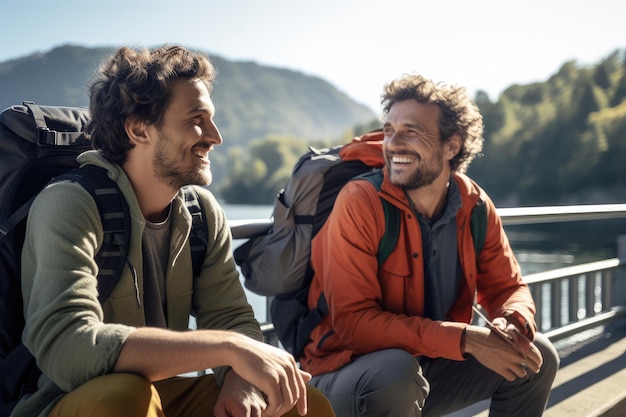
[
  {"x1": 218, "y1": 48, "x2": 626, "y2": 206},
  {"x1": 219, "y1": 136, "x2": 309, "y2": 204},
  {"x1": 610, "y1": 71, "x2": 626, "y2": 107}
]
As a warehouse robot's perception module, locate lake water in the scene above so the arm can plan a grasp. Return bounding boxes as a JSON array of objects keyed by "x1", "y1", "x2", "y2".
[{"x1": 223, "y1": 204, "x2": 621, "y2": 323}]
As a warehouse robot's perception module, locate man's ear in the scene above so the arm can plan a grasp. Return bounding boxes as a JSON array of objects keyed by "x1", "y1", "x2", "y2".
[
  {"x1": 125, "y1": 117, "x2": 150, "y2": 145},
  {"x1": 445, "y1": 134, "x2": 462, "y2": 160}
]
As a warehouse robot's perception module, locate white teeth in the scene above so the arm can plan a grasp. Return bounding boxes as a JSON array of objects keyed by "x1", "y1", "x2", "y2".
[
  {"x1": 392, "y1": 156, "x2": 414, "y2": 164},
  {"x1": 194, "y1": 150, "x2": 208, "y2": 159}
]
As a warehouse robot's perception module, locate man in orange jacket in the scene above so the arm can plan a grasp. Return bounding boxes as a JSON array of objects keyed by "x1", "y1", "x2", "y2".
[{"x1": 301, "y1": 74, "x2": 559, "y2": 417}]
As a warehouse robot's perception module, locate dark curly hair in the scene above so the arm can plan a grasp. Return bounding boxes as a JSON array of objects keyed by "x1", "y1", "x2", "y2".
[
  {"x1": 381, "y1": 74, "x2": 484, "y2": 174},
  {"x1": 85, "y1": 45, "x2": 217, "y2": 164}
]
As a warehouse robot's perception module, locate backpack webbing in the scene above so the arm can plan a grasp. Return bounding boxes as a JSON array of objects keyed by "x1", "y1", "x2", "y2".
[
  {"x1": 361, "y1": 170, "x2": 487, "y2": 261},
  {"x1": 58, "y1": 166, "x2": 208, "y2": 293},
  {"x1": 470, "y1": 197, "x2": 487, "y2": 257},
  {"x1": 357, "y1": 170, "x2": 401, "y2": 265},
  {"x1": 57, "y1": 165, "x2": 132, "y2": 302},
  {"x1": 183, "y1": 184, "x2": 209, "y2": 279}
]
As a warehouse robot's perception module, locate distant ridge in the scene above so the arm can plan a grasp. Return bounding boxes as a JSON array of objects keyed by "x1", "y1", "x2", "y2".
[{"x1": 0, "y1": 44, "x2": 376, "y2": 146}]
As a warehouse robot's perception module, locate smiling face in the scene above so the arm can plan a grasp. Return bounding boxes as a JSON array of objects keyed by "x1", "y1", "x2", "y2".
[
  {"x1": 149, "y1": 78, "x2": 222, "y2": 190},
  {"x1": 382, "y1": 99, "x2": 449, "y2": 190}
]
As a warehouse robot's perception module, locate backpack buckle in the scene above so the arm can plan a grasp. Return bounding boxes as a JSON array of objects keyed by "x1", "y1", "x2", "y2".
[{"x1": 36, "y1": 127, "x2": 81, "y2": 146}]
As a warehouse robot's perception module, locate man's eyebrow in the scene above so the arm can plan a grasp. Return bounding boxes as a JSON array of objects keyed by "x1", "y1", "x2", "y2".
[
  {"x1": 383, "y1": 121, "x2": 423, "y2": 129},
  {"x1": 187, "y1": 105, "x2": 214, "y2": 116},
  {"x1": 404, "y1": 122, "x2": 425, "y2": 129}
]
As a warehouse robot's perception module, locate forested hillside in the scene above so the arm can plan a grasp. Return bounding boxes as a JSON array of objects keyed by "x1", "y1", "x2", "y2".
[
  {"x1": 1, "y1": 45, "x2": 624, "y2": 207},
  {"x1": 223, "y1": 49, "x2": 626, "y2": 206},
  {"x1": 0, "y1": 44, "x2": 374, "y2": 147},
  {"x1": 469, "y1": 49, "x2": 626, "y2": 206},
  {"x1": 0, "y1": 45, "x2": 374, "y2": 188}
]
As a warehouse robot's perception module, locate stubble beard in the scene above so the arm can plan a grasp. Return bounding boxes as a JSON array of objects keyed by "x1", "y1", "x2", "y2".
[
  {"x1": 386, "y1": 151, "x2": 443, "y2": 190},
  {"x1": 154, "y1": 131, "x2": 212, "y2": 190}
]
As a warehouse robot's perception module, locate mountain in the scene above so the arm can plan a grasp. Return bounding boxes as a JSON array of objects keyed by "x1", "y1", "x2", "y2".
[{"x1": 0, "y1": 44, "x2": 376, "y2": 146}]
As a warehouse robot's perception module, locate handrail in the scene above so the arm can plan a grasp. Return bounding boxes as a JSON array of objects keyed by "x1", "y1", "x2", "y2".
[
  {"x1": 229, "y1": 204, "x2": 626, "y2": 239},
  {"x1": 229, "y1": 219, "x2": 273, "y2": 240},
  {"x1": 523, "y1": 258, "x2": 626, "y2": 285},
  {"x1": 498, "y1": 203, "x2": 626, "y2": 226}
]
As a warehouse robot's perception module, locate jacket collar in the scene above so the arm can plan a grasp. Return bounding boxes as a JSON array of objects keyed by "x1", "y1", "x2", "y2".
[{"x1": 379, "y1": 166, "x2": 482, "y2": 216}]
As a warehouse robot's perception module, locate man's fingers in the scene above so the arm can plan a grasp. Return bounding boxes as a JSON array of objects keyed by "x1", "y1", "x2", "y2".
[
  {"x1": 263, "y1": 385, "x2": 283, "y2": 416},
  {"x1": 297, "y1": 392, "x2": 308, "y2": 416},
  {"x1": 264, "y1": 363, "x2": 305, "y2": 416},
  {"x1": 522, "y1": 342, "x2": 543, "y2": 372},
  {"x1": 295, "y1": 370, "x2": 309, "y2": 415}
]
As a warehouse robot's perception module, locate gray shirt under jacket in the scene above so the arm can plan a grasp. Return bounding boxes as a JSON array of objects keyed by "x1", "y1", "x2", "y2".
[{"x1": 415, "y1": 179, "x2": 462, "y2": 321}]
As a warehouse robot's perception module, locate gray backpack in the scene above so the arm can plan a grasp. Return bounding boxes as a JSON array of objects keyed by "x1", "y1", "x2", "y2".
[{"x1": 233, "y1": 132, "x2": 400, "y2": 356}]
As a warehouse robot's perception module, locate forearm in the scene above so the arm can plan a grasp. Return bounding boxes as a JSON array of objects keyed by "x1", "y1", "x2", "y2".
[
  {"x1": 115, "y1": 326, "x2": 311, "y2": 416},
  {"x1": 113, "y1": 327, "x2": 245, "y2": 381}
]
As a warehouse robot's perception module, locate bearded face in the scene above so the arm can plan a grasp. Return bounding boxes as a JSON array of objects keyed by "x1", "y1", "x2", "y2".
[
  {"x1": 382, "y1": 100, "x2": 448, "y2": 190},
  {"x1": 385, "y1": 145, "x2": 444, "y2": 190},
  {"x1": 153, "y1": 128, "x2": 214, "y2": 190}
]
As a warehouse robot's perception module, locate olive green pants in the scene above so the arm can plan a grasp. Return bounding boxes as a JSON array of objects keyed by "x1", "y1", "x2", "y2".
[{"x1": 48, "y1": 373, "x2": 335, "y2": 417}]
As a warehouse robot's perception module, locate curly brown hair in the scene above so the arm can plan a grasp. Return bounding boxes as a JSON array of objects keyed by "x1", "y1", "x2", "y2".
[
  {"x1": 85, "y1": 45, "x2": 217, "y2": 164},
  {"x1": 381, "y1": 74, "x2": 484, "y2": 174}
]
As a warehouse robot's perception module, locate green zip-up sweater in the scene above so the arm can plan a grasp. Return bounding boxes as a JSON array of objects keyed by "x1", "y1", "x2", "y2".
[{"x1": 14, "y1": 151, "x2": 262, "y2": 417}]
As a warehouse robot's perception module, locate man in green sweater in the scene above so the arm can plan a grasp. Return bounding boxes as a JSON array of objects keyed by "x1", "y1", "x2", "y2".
[{"x1": 15, "y1": 45, "x2": 334, "y2": 417}]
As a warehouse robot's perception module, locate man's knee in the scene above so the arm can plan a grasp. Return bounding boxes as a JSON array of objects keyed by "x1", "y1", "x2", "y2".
[
  {"x1": 534, "y1": 333, "x2": 560, "y2": 383},
  {"x1": 310, "y1": 349, "x2": 428, "y2": 416},
  {"x1": 355, "y1": 349, "x2": 428, "y2": 416}
]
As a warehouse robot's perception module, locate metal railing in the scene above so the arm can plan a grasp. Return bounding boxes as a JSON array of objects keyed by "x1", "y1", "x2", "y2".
[
  {"x1": 230, "y1": 204, "x2": 626, "y2": 345},
  {"x1": 526, "y1": 259, "x2": 626, "y2": 342},
  {"x1": 497, "y1": 204, "x2": 626, "y2": 342}
]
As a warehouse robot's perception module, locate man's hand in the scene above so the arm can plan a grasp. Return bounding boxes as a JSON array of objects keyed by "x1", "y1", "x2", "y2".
[
  {"x1": 226, "y1": 335, "x2": 311, "y2": 416},
  {"x1": 463, "y1": 323, "x2": 543, "y2": 381},
  {"x1": 215, "y1": 370, "x2": 267, "y2": 417},
  {"x1": 114, "y1": 328, "x2": 310, "y2": 415}
]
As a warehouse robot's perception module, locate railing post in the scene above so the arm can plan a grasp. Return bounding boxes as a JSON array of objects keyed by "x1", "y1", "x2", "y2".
[
  {"x1": 585, "y1": 273, "x2": 595, "y2": 317},
  {"x1": 568, "y1": 278, "x2": 578, "y2": 324},
  {"x1": 615, "y1": 235, "x2": 626, "y2": 307},
  {"x1": 551, "y1": 280, "x2": 562, "y2": 328},
  {"x1": 531, "y1": 284, "x2": 544, "y2": 331}
]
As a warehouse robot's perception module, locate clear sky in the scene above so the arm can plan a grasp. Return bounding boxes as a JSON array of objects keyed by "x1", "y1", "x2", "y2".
[{"x1": 1, "y1": 0, "x2": 623, "y2": 113}]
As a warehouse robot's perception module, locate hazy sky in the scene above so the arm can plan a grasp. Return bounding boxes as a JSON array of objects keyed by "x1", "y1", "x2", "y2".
[{"x1": 1, "y1": 0, "x2": 623, "y2": 113}]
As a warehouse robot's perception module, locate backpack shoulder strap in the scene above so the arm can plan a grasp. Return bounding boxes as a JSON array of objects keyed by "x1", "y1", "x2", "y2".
[
  {"x1": 182, "y1": 186, "x2": 208, "y2": 279},
  {"x1": 56, "y1": 165, "x2": 131, "y2": 303},
  {"x1": 470, "y1": 197, "x2": 487, "y2": 257},
  {"x1": 314, "y1": 171, "x2": 400, "y2": 316},
  {"x1": 64, "y1": 173, "x2": 208, "y2": 298},
  {"x1": 355, "y1": 170, "x2": 400, "y2": 265}
]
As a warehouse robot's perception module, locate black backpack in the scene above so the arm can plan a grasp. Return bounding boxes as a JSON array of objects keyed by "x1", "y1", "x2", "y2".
[{"x1": 0, "y1": 102, "x2": 208, "y2": 416}]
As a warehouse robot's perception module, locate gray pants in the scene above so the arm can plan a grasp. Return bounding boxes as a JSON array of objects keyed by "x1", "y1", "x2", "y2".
[{"x1": 309, "y1": 333, "x2": 559, "y2": 417}]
